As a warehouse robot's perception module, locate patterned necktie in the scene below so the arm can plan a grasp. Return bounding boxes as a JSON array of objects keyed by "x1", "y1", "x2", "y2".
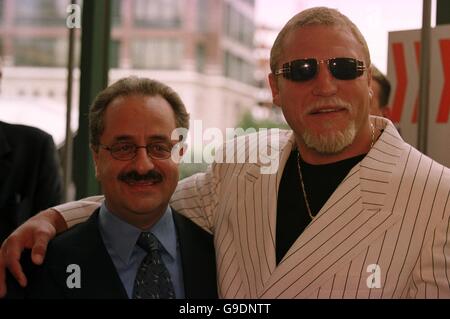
[{"x1": 132, "y1": 232, "x2": 175, "y2": 299}]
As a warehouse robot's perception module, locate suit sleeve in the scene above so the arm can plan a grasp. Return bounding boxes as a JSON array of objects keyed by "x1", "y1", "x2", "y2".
[
  {"x1": 33, "y1": 133, "x2": 63, "y2": 212},
  {"x1": 408, "y1": 168, "x2": 450, "y2": 298},
  {"x1": 53, "y1": 196, "x2": 104, "y2": 228},
  {"x1": 170, "y1": 132, "x2": 273, "y2": 234},
  {"x1": 170, "y1": 164, "x2": 220, "y2": 234},
  {"x1": 170, "y1": 138, "x2": 243, "y2": 234}
]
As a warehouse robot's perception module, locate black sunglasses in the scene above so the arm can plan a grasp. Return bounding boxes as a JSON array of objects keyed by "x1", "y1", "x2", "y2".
[{"x1": 274, "y1": 57, "x2": 366, "y2": 82}]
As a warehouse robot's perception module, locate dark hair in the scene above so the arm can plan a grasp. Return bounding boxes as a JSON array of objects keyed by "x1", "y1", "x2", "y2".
[
  {"x1": 89, "y1": 76, "x2": 189, "y2": 150},
  {"x1": 371, "y1": 66, "x2": 391, "y2": 108}
]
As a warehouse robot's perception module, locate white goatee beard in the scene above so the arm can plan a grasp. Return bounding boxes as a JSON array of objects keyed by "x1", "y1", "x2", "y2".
[{"x1": 301, "y1": 121, "x2": 357, "y2": 154}]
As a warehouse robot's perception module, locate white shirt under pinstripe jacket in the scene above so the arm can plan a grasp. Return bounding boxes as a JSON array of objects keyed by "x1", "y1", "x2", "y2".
[{"x1": 59, "y1": 117, "x2": 450, "y2": 298}]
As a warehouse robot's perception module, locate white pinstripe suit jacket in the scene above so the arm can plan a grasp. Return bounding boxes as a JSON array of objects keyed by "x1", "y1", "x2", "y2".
[{"x1": 60, "y1": 117, "x2": 450, "y2": 298}]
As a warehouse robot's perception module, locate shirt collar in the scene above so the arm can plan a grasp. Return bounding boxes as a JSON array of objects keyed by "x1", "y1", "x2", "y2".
[{"x1": 98, "y1": 202, "x2": 177, "y2": 265}]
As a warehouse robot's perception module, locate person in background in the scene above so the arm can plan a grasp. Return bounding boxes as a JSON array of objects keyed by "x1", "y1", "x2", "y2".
[
  {"x1": 1, "y1": 7, "x2": 449, "y2": 299},
  {"x1": 369, "y1": 65, "x2": 391, "y2": 118},
  {"x1": 0, "y1": 57, "x2": 63, "y2": 245}
]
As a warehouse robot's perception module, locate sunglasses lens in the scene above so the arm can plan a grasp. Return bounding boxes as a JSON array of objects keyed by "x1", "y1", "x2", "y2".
[
  {"x1": 289, "y1": 59, "x2": 317, "y2": 81},
  {"x1": 278, "y1": 57, "x2": 365, "y2": 82},
  {"x1": 329, "y1": 58, "x2": 359, "y2": 80}
]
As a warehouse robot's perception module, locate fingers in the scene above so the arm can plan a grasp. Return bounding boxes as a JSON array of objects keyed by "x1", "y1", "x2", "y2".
[
  {"x1": 31, "y1": 233, "x2": 50, "y2": 266},
  {"x1": 0, "y1": 248, "x2": 7, "y2": 297},
  {"x1": 3, "y1": 239, "x2": 27, "y2": 288},
  {"x1": 1, "y1": 229, "x2": 52, "y2": 290},
  {"x1": 0, "y1": 211, "x2": 59, "y2": 296},
  {"x1": 0, "y1": 235, "x2": 27, "y2": 297}
]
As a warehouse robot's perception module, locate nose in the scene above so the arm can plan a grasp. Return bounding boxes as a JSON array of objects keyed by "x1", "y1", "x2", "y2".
[
  {"x1": 312, "y1": 62, "x2": 338, "y2": 97},
  {"x1": 132, "y1": 147, "x2": 155, "y2": 174}
]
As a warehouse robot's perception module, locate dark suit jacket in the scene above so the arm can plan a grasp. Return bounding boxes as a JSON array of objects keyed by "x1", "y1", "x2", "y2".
[
  {"x1": 27, "y1": 208, "x2": 218, "y2": 299},
  {"x1": 0, "y1": 121, "x2": 63, "y2": 243}
]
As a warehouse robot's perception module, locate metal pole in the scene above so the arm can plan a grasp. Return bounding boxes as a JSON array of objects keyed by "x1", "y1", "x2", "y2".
[
  {"x1": 63, "y1": 0, "x2": 77, "y2": 201},
  {"x1": 417, "y1": 0, "x2": 432, "y2": 154},
  {"x1": 74, "y1": 0, "x2": 110, "y2": 198}
]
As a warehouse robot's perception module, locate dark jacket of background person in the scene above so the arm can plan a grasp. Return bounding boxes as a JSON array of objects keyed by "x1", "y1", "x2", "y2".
[{"x1": 0, "y1": 121, "x2": 63, "y2": 243}]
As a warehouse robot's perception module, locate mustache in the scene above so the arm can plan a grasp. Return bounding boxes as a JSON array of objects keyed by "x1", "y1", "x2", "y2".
[
  {"x1": 304, "y1": 97, "x2": 353, "y2": 114},
  {"x1": 118, "y1": 170, "x2": 163, "y2": 183}
]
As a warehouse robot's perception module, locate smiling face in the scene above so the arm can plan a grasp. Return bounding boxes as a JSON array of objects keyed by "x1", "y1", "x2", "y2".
[
  {"x1": 269, "y1": 25, "x2": 373, "y2": 163},
  {"x1": 92, "y1": 94, "x2": 179, "y2": 229}
]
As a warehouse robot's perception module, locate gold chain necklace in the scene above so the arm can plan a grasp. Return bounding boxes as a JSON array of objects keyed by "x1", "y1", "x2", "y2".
[{"x1": 296, "y1": 123, "x2": 375, "y2": 220}]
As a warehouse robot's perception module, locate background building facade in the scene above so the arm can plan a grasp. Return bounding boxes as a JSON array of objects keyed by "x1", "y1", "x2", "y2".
[{"x1": 0, "y1": 0, "x2": 261, "y2": 148}]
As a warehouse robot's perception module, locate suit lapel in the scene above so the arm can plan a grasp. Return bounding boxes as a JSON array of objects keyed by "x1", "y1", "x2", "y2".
[
  {"x1": 69, "y1": 210, "x2": 128, "y2": 298},
  {"x1": 231, "y1": 130, "x2": 292, "y2": 296},
  {"x1": 261, "y1": 118, "x2": 406, "y2": 298},
  {"x1": 173, "y1": 210, "x2": 217, "y2": 298}
]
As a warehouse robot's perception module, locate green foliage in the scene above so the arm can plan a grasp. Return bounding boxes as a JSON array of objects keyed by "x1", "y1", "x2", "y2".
[
  {"x1": 178, "y1": 109, "x2": 289, "y2": 180},
  {"x1": 179, "y1": 161, "x2": 208, "y2": 180},
  {"x1": 237, "y1": 110, "x2": 289, "y2": 131}
]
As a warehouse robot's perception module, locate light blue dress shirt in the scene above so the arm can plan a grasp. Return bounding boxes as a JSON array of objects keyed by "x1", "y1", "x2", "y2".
[{"x1": 98, "y1": 202, "x2": 185, "y2": 298}]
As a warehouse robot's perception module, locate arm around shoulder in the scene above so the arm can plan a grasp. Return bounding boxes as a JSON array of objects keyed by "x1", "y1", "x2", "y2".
[
  {"x1": 54, "y1": 196, "x2": 104, "y2": 229},
  {"x1": 170, "y1": 164, "x2": 222, "y2": 233}
]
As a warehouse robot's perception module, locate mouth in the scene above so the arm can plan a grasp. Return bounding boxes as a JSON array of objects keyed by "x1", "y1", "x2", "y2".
[
  {"x1": 309, "y1": 106, "x2": 349, "y2": 115},
  {"x1": 122, "y1": 178, "x2": 163, "y2": 194},
  {"x1": 125, "y1": 179, "x2": 161, "y2": 187}
]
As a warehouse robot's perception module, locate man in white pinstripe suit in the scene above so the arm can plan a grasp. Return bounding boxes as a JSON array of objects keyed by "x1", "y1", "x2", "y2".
[{"x1": 1, "y1": 7, "x2": 450, "y2": 298}]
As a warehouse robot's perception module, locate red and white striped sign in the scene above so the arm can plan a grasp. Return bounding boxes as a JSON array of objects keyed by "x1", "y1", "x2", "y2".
[{"x1": 388, "y1": 25, "x2": 450, "y2": 167}]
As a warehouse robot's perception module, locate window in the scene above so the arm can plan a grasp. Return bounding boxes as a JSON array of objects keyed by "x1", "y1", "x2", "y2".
[
  {"x1": 223, "y1": 3, "x2": 230, "y2": 34},
  {"x1": 109, "y1": 39, "x2": 120, "y2": 68},
  {"x1": 223, "y1": 4, "x2": 254, "y2": 48},
  {"x1": 134, "y1": 0, "x2": 181, "y2": 28},
  {"x1": 228, "y1": 6, "x2": 240, "y2": 41},
  {"x1": 242, "y1": 18, "x2": 254, "y2": 47},
  {"x1": 196, "y1": 43, "x2": 206, "y2": 73},
  {"x1": 241, "y1": 0, "x2": 255, "y2": 6},
  {"x1": 0, "y1": 0, "x2": 4, "y2": 25},
  {"x1": 14, "y1": 38, "x2": 67, "y2": 67},
  {"x1": 197, "y1": 0, "x2": 209, "y2": 33},
  {"x1": 111, "y1": 0, "x2": 122, "y2": 26},
  {"x1": 15, "y1": 0, "x2": 67, "y2": 26},
  {"x1": 131, "y1": 38, "x2": 182, "y2": 69},
  {"x1": 224, "y1": 51, "x2": 255, "y2": 85}
]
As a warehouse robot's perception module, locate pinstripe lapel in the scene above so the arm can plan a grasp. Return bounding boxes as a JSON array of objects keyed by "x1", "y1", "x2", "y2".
[
  {"x1": 231, "y1": 130, "x2": 292, "y2": 296},
  {"x1": 261, "y1": 117, "x2": 406, "y2": 298}
]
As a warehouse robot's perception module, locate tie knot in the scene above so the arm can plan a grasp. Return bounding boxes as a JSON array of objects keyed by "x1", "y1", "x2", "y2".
[{"x1": 137, "y1": 232, "x2": 160, "y2": 253}]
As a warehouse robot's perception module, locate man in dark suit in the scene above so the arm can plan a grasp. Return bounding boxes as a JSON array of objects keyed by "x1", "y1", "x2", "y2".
[
  {"x1": 0, "y1": 59, "x2": 63, "y2": 244},
  {"x1": 27, "y1": 77, "x2": 217, "y2": 299},
  {"x1": 0, "y1": 122, "x2": 63, "y2": 244},
  {"x1": 28, "y1": 208, "x2": 217, "y2": 299}
]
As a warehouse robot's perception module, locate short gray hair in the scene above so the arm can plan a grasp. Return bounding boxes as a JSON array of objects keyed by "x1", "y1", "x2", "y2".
[
  {"x1": 270, "y1": 7, "x2": 371, "y2": 74},
  {"x1": 89, "y1": 76, "x2": 189, "y2": 150}
]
